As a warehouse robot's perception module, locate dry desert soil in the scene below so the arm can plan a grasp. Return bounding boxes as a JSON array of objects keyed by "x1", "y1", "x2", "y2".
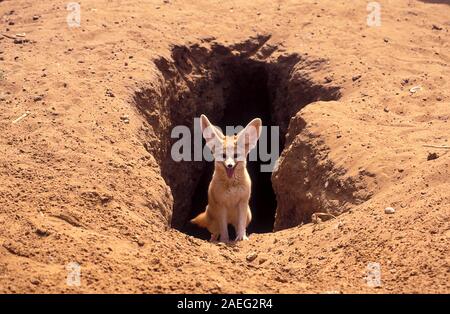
[{"x1": 0, "y1": 0, "x2": 449, "y2": 293}]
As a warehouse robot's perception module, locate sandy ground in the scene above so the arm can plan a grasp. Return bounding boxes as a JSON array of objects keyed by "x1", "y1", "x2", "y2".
[{"x1": 0, "y1": 0, "x2": 449, "y2": 293}]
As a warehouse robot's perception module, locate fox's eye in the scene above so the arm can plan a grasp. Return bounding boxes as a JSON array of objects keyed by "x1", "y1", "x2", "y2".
[
  {"x1": 233, "y1": 153, "x2": 239, "y2": 159},
  {"x1": 222, "y1": 153, "x2": 227, "y2": 160}
]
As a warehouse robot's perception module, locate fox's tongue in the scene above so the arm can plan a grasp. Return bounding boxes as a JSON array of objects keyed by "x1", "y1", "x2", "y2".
[{"x1": 226, "y1": 167, "x2": 235, "y2": 178}]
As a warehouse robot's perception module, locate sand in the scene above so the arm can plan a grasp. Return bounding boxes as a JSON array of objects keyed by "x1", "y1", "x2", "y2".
[{"x1": 0, "y1": 0, "x2": 449, "y2": 293}]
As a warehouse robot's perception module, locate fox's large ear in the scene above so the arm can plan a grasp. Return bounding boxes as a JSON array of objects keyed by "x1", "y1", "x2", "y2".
[
  {"x1": 237, "y1": 118, "x2": 262, "y2": 155},
  {"x1": 200, "y1": 114, "x2": 224, "y2": 152}
]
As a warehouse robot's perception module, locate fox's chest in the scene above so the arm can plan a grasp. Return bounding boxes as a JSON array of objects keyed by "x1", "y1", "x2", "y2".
[
  {"x1": 210, "y1": 180, "x2": 250, "y2": 206},
  {"x1": 223, "y1": 184, "x2": 249, "y2": 197}
]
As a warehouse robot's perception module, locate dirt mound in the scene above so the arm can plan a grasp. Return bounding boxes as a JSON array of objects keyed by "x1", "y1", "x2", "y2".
[{"x1": 0, "y1": 0, "x2": 449, "y2": 293}]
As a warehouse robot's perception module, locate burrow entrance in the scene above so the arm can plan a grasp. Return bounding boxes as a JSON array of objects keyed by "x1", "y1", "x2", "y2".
[
  {"x1": 135, "y1": 36, "x2": 341, "y2": 240},
  {"x1": 186, "y1": 59, "x2": 277, "y2": 239}
]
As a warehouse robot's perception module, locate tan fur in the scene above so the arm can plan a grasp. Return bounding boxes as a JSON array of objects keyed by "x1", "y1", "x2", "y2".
[{"x1": 190, "y1": 115, "x2": 262, "y2": 243}]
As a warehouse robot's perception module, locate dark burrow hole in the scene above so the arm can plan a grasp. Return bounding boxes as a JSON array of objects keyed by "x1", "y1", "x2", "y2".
[
  {"x1": 136, "y1": 41, "x2": 341, "y2": 240},
  {"x1": 183, "y1": 59, "x2": 278, "y2": 240}
]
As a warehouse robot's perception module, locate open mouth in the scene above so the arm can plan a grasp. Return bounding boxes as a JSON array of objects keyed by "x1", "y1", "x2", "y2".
[{"x1": 225, "y1": 166, "x2": 235, "y2": 178}]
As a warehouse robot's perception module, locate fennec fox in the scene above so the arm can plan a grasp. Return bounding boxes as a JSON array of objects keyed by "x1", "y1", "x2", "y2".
[{"x1": 191, "y1": 114, "x2": 262, "y2": 243}]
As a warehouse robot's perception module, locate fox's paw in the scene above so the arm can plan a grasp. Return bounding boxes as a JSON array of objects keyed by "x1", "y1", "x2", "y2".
[
  {"x1": 218, "y1": 236, "x2": 230, "y2": 244},
  {"x1": 209, "y1": 234, "x2": 219, "y2": 242},
  {"x1": 235, "y1": 234, "x2": 249, "y2": 241}
]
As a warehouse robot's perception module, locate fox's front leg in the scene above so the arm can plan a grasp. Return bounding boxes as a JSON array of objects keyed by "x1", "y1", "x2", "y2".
[
  {"x1": 235, "y1": 204, "x2": 250, "y2": 241},
  {"x1": 218, "y1": 211, "x2": 229, "y2": 243}
]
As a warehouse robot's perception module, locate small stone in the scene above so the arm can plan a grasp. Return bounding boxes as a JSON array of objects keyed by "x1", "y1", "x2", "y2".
[
  {"x1": 384, "y1": 107, "x2": 389, "y2": 113},
  {"x1": 352, "y1": 75, "x2": 361, "y2": 81},
  {"x1": 409, "y1": 86, "x2": 422, "y2": 93},
  {"x1": 14, "y1": 38, "x2": 29, "y2": 44},
  {"x1": 137, "y1": 240, "x2": 145, "y2": 247},
  {"x1": 427, "y1": 152, "x2": 439, "y2": 161},
  {"x1": 120, "y1": 115, "x2": 130, "y2": 124},
  {"x1": 30, "y1": 279, "x2": 40, "y2": 285},
  {"x1": 105, "y1": 89, "x2": 115, "y2": 97},
  {"x1": 384, "y1": 207, "x2": 395, "y2": 214},
  {"x1": 246, "y1": 252, "x2": 258, "y2": 262},
  {"x1": 274, "y1": 276, "x2": 288, "y2": 283},
  {"x1": 36, "y1": 227, "x2": 50, "y2": 237}
]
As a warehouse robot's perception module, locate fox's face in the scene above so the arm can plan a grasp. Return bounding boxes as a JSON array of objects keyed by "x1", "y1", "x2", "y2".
[
  {"x1": 200, "y1": 114, "x2": 262, "y2": 179},
  {"x1": 217, "y1": 134, "x2": 245, "y2": 178}
]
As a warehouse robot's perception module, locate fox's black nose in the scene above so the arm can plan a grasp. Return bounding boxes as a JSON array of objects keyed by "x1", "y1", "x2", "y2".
[{"x1": 227, "y1": 164, "x2": 233, "y2": 168}]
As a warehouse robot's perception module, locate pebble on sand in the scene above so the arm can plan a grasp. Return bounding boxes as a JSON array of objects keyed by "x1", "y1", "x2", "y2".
[
  {"x1": 384, "y1": 207, "x2": 395, "y2": 214},
  {"x1": 246, "y1": 252, "x2": 258, "y2": 262}
]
